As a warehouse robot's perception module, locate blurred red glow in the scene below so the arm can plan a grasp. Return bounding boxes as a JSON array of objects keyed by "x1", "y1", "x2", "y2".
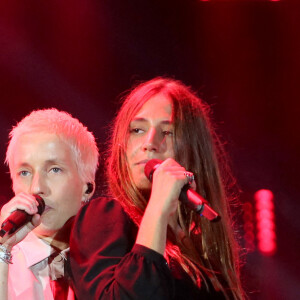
[
  {"x1": 258, "y1": 240, "x2": 276, "y2": 256},
  {"x1": 256, "y1": 209, "x2": 274, "y2": 220},
  {"x1": 257, "y1": 229, "x2": 276, "y2": 240},
  {"x1": 256, "y1": 219, "x2": 275, "y2": 230},
  {"x1": 256, "y1": 199, "x2": 274, "y2": 210},
  {"x1": 255, "y1": 189, "x2": 276, "y2": 255},
  {"x1": 244, "y1": 231, "x2": 255, "y2": 241},
  {"x1": 254, "y1": 189, "x2": 273, "y2": 202}
]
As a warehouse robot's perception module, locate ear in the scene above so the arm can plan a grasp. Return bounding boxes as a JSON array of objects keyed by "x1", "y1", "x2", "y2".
[
  {"x1": 82, "y1": 182, "x2": 95, "y2": 202},
  {"x1": 85, "y1": 183, "x2": 94, "y2": 194}
]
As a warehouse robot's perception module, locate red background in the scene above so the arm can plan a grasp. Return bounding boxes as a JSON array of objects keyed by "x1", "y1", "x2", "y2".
[{"x1": 0, "y1": 1, "x2": 299, "y2": 298}]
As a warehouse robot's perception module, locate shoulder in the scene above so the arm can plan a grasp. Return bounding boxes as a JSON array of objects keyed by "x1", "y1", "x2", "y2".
[
  {"x1": 78, "y1": 197, "x2": 127, "y2": 220},
  {"x1": 72, "y1": 197, "x2": 135, "y2": 238},
  {"x1": 70, "y1": 197, "x2": 138, "y2": 256}
]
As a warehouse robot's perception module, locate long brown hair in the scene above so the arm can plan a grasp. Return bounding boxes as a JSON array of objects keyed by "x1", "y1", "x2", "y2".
[{"x1": 106, "y1": 77, "x2": 244, "y2": 299}]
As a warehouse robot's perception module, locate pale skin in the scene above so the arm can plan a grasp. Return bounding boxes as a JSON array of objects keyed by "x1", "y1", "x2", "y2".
[
  {"x1": 126, "y1": 93, "x2": 196, "y2": 255},
  {"x1": 0, "y1": 132, "x2": 89, "y2": 300}
]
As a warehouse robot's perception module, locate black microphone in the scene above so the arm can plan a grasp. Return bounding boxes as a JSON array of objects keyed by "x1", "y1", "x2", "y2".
[
  {"x1": 144, "y1": 159, "x2": 220, "y2": 222},
  {"x1": 0, "y1": 195, "x2": 45, "y2": 237}
]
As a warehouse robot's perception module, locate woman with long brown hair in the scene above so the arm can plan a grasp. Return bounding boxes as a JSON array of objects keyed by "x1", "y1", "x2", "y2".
[{"x1": 70, "y1": 77, "x2": 245, "y2": 299}]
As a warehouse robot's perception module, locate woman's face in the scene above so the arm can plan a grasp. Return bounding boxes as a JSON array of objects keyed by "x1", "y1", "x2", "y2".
[{"x1": 126, "y1": 93, "x2": 175, "y2": 190}]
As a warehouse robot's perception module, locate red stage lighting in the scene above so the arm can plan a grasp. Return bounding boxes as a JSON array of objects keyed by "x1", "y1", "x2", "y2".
[{"x1": 254, "y1": 189, "x2": 276, "y2": 255}]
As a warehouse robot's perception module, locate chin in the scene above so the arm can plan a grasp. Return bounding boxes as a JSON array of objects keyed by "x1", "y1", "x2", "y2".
[
  {"x1": 135, "y1": 176, "x2": 152, "y2": 190},
  {"x1": 134, "y1": 178, "x2": 152, "y2": 200},
  {"x1": 33, "y1": 225, "x2": 58, "y2": 238}
]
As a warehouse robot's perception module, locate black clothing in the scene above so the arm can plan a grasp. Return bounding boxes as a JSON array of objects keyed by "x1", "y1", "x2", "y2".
[{"x1": 69, "y1": 197, "x2": 225, "y2": 300}]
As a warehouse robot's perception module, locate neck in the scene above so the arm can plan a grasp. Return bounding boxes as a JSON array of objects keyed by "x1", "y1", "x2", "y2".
[
  {"x1": 34, "y1": 217, "x2": 74, "y2": 251},
  {"x1": 36, "y1": 235, "x2": 69, "y2": 251},
  {"x1": 168, "y1": 211, "x2": 184, "y2": 237}
]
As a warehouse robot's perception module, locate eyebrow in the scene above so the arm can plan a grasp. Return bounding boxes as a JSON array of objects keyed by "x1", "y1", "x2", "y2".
[
  {"x1": 44, "y1": 159, "x2": 66, "y2": 165},
  {"x1": 16, "y1": 162, "x2": 31, "y2": 169},
  {"x1": 16, "y1": 159, "x2": 66, "y2": 169},
  {"x1": 131, "y1": 118, "x2": 173, "y2": 125}
]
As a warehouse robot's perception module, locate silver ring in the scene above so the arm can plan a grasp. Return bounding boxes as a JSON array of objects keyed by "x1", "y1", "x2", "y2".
[{"x1": 184, "y1": 171, "x2": 194, "y2": 184}]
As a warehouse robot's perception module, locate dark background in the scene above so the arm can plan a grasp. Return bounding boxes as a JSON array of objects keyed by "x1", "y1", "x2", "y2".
[{"x1": 0, "y1": 1, "x2": 299, "y2": 299}]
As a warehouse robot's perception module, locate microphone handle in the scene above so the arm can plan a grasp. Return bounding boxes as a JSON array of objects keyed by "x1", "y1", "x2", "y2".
[
  {"x1": 0, "y1": 196, "x2": 45, "y2": 237},
  {"x1": 180, "y1": 185, "x2": 220, "y2": 221},
  {"x1": 0, "y1": 210, "x2": 32, "y2": 236},
  {"x1": 179, "y1": 184, "x2": 205, "y2": 213}
]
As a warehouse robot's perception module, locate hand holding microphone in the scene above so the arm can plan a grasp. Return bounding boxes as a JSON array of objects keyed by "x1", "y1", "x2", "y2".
[
  {"x1": 0, "y1": 194, "x2": 45, "y2": 238},
  {"x1": 144, "y1": 159, "x2": 220, "y2": 222}
]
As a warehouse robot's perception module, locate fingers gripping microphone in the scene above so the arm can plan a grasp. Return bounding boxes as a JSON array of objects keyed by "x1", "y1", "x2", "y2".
[
  {"x1": 0, "y1": 195, "x2": 45, "y2": 237},
  {"x1": 144, "y1": 159, "x2": 220, "y2": 222}
]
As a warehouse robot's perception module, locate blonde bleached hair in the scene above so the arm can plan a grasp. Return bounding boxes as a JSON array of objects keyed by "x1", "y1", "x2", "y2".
[{"x1": 6, "y1": 108, "x2": 99, "y2": 183}]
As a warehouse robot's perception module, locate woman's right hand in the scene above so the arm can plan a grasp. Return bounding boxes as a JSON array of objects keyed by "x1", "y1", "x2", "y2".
[
  {"x1": 147, "y1": 158, "x2": 192, "y2": 221},
  {"x1": 136, "y1": 158, "x2": 193, "y2": 255},
  {"x1": 0, "y1": 193, "x2": 41, "y2": 250}
]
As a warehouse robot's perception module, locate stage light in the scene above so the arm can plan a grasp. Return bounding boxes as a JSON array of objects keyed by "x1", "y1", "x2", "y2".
[{"x1": 254, "y1": 189, "x2": 276, "y2": 255}]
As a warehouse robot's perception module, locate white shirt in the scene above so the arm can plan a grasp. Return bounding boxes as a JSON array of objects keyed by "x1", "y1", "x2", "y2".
[{"x1": 8, "y1": 232, "x2": 74, "y2": 300}]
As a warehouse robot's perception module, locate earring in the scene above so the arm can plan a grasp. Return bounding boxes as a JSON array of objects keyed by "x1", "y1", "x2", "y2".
[
  {"x1": 82, "y1": 197, "x2": 90, "y2": 204},
  {"x1": 82, "y1": 183, "x2": 94, "y2": 205}
]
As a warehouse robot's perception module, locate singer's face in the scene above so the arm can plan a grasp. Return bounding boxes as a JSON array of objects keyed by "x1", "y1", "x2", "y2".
[
  {"x1": 10, "y1": 132, "x2": 86, "y2": 237},
  {"x1": 126, "y1": 93, "x2": 175, "y2": 190}
]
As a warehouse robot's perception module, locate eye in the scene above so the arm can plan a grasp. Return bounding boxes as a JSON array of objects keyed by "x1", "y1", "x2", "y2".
[
  {"x1": 162, "y1": 130, "x2": 173, "y2": 136},
  {"x1": 130, "y1": 128, "x2": 144, "y2": 134},
  {"x1": 18, "y1": 170, "x2": 30, "y2": 177},
  {"x1": 50, "y1": 167, "x2": 62, "y2": 174}
]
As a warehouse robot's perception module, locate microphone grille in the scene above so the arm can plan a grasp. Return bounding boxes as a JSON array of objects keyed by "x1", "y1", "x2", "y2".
[
  {"x1": 34, "y1": 195, "x2": 45, "y2": 215},
  {"x1": 144, "y1": 159, "x2": 162, "y2": 181}
]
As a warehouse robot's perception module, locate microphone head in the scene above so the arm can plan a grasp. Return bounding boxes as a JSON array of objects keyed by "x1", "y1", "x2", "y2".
[
  {"x1": 34, "y1": 195, "x2": 45, "y2": 215},
  {"x1": 144, "y1": 159, "x2": 163, "y2": 181}
]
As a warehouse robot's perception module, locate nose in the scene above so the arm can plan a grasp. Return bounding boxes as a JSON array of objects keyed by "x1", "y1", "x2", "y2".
[
  {"x1": 142, "y1": 128, "x2": 164, "y2": 152},
  {"x1": 30, "y1": 172, "x2": 46, "y2": 196}
]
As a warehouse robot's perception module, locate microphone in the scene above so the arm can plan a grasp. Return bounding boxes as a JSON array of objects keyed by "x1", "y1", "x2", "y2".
[
  {"x1": 144, "y1": 159, "x2": 220, "y2": 222},
  {"x1": 0, "y1": 195, "x2": 45, "y2": 237}
]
